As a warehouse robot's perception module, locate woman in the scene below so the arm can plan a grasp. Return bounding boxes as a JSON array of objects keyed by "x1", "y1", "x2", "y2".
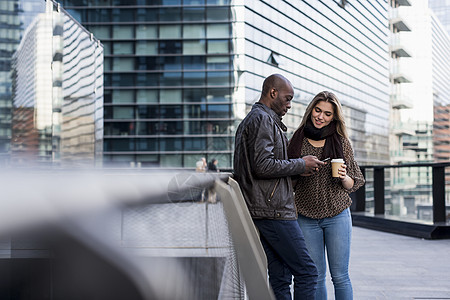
[{"x1": 287, "y1": 91, "x2": 365, "y2": 300}]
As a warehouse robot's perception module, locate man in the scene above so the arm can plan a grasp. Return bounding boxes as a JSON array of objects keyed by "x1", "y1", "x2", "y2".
[{"x1": 233, "y1": 74, "x2": 323, "y2": 299}]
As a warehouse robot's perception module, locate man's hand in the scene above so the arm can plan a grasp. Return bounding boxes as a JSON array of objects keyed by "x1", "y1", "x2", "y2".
[{"x1": 301, "y1": 155, "x2": 325, "y2": 176}]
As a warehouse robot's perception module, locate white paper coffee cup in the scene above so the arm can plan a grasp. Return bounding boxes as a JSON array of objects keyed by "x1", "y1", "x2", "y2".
[{"x1": 331, "y1": 158, "x2": 345, "y2": 177}]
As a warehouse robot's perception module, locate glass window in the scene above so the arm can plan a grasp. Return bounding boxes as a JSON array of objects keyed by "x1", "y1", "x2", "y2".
[
  {"x1": 160, "y1": 138, "x2": 183, "y2": 151},
  {"x1": 136, "y1": 154, "x2": 159, "y2": 167},
  {"x1": 183, "y1": 25, "x2": 205, "y2": 39},
  {"x1": 160, "y1": 72, "x2": 181, "y2": 86},
  {"x1": 136, "y1": 73, "x2": 160, "y2": 87},
  {"x1": 183, "y1": 7, "x2": 204, "y2": 21},
  {"x1": 161, "y1": 56, "x2": 182, "y2": 70},
  {"x1": 184, "y1": 56, "x2": 205, "y2": 70},
  {"x1": 112, "y1": 74, "x2": 135, "y2": 86},
  {"x1": 87, "y1": 9, "x2": 110, "y2": 22},
  {"x1": 184, "y1": 88, "x2": 206, "y2": 103},
  {"x1": 183, "y1": 72, "x2": 205, "y2": 86},
  {"x1": 183, "y1": 40, "x2": 205, "y2": 55},
  {"x1": 113, "y1": 58, "x2": 134, "y2": 71},
  {"x1": 207, "y1": 71, "x2": 229, "y2": 86},
  {"x1": 104, "y1": 138, "x2": 135, "y2": 152},
  {"x1": 206, "y1": 56, "x2": 230, "y2": 69},
  {"x1": 184, "y1": 154, "x2": 201, "y2": 169},
  {"x1": 210, "y1": 153, "x2": 231, "y2": 169},
  {"x1": 136, "y1": 138, "x2": 158, "y2": 151},
  {"x1": 113, "y1": 26, "x2": 134, "y2": 39},
  {"x1": 160, "y1": 105, "x2": 182, "y2": 118},
  {"x1": 88, "y1": 25, "x2": 110, "y2": 40},
  {"x1": 205, "y1": 0, "x2": 230, "y2": 5},
  {"x1": 104, "y1": 122, "x2": 135, "y2": 136},
  {"x1": 113, "y1": 42, "x2": 133, "y2": 55},
  {"x1": 137, "y1": 90, "x2": 158, "y2": 103},
  {"x1": 112, "y1": 8, "x2": 134, "y2": 22},
  {"x1": 104, "y1": 57, "x2": 111, "y2": 71},
  {"x1": 206, "y1": 7, "x2": 229, "y2": 21},
  {"x1": 159, "y1": 41, "x2": 182, "y2": 54},
  {"x1": 136, "y1": 25, "x2": 157, "y2": 39},
  {"x1": 113, "y1": 107, "x2": 134, "y2": 119},
  {"x1": 136, "y1": 57, "x2": 160, "y2": 71},
  {"x1": 112, "y1": 90, "x2": 134, "y2": 103},
  {"x1": 184, "y1": 137, "x2": 205, "y2": 151},
  {"x1": 137, "y1": 106, "x2": 159, "y2": 119},
  {"x1": 184, "y1": 0, "x2": 204, "y2": 4},
  {"x1": 113, "y1": 0, "x2": 135, "y2": 4},
  {"x1": 160, "y1": 89, "x2": 182, "y2": 103},
  {"x1": 184, "y1": 121, "x2": 204, "y2": 134},
  {"x1": 184, "y1": 104, "x2": 206, "y2": 118},
  {"x1": 207, "y1": 40, "x2": 228, "y2": 54},
  {"x1": 104, "y1": 106, "x2": 113, "y2": 119},
  {"x1": 159, "y1": 8, "x2": 181, "y2": 21},
  {"x1": 206, "y1": 24, "x2": 229, "y2": 38},
  {"x1": 207, "y1": 88, "x2": 230, "y2": 102},
  {"x1": 159, "y1": 25, "x2": 181, "y2": 39},
  {"x1": 104, "y1": 90, "x2": 112, "y2": 103},
  {"x1": 136, "y1": 8, "x2": 157, "y2": 22},
  {"x1": 136, "y1": 122, "x2": 157, "y2": 135},
  {"x1": 160, "y1": 154, "x2": 182, "y2": 168},
  {"x1": 205, "y1": 120, "x2": 232, "y2": 133},
  {"x1": 136, "y1": 41, "x2": 158, "y2": 55},
  {"x1": 208, "y1": 104, "x2": 230, "y2": 118},
  {"x1": 159, "y1": 121, "x2": 183, "y2": 135},
  {"x1": 102, "y1": 42, "x2": 111, "y2": 55},
  {"x1": 209, "y1": 137, "x2": 232, "y2": 150}
]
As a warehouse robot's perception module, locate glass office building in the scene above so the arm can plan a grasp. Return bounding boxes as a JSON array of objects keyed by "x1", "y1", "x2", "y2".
[
  {"x1": 0, "y1": 1, "x2": 21, "y2": 166},
  {"x1": 61, "y1": 0, "x2": 391, "y2": 168},
  {"x1": 10, "y1": 0, "x2": 104, "y2": 167}
]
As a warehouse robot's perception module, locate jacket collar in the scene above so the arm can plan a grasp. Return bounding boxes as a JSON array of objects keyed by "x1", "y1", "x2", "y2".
[{"x1": 254, "y1": 102, "x2": 288, "y2": 132}]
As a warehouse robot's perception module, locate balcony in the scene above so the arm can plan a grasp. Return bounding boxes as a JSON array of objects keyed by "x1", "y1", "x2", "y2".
[
  {"x1": 392, "y1": 122, "x2": 415, "y2": 136},
  {"x1": 389, "y1": 9, "x2": 412, "y2": 32},
  {"x1": 390, "y1": 93, "x2": 413, "y2": 109},
  {"x1": 392, "y1": 0, "x2": 411, "y2": 6}
]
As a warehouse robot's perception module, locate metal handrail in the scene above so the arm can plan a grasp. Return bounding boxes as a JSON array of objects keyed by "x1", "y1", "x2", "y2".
[{"x1": 353, "y1": 162, "x2": 450, "y2": 223}]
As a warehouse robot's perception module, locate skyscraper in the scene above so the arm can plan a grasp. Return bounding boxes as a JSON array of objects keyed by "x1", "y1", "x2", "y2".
[
  {"x1": 10, "y1": 0, "x2": 104, "y2": 167},
  {"x1": 60, "y1": 0, "x2": 391, "y2": 168}
]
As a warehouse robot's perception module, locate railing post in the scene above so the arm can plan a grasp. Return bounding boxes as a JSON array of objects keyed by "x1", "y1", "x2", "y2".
[
  {"x1": 353, "y1": 167, "x2": 366, "y2": 212},
  {"x1": 374, "y1": 167, "x2": 385, "y2": 215},
  {"x1": 432, "y1": 165, "x2": 446, "y2": 223}
]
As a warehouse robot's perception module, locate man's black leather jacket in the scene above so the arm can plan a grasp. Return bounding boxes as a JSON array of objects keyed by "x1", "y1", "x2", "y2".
[{"x1": 233, "y1": 103, "x2": 306, "y2": 220}]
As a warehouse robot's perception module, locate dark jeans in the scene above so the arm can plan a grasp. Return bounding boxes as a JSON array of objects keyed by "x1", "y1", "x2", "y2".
[{"x1": 254, "y1": 219, "x2": 318, "y2": 300}]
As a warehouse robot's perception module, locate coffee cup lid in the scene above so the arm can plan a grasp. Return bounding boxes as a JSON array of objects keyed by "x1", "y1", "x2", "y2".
[{"x1": 331, "y1": 158, "x2": 344, "y2": 163}]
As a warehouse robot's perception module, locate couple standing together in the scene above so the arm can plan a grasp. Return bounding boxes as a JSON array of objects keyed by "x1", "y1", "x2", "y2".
[{"x1": 233, "y1": 74, "x2": 365, "y2": 300}]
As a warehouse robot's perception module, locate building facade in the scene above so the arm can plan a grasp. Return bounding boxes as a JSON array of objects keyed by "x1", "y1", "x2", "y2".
[
  {"x1": 10, "y1": 0, "x2": 104, "y2": 167},
  {"x1": 61, "y1": 0, "x2": 391, "y2": 169},
  {"x1": 0, "y1": 0, "x2": 22, "y2": 166}
]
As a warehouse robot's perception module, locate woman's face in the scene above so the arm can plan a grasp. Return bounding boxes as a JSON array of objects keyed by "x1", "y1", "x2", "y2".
[{"x1": 310, "y1": 100, "x2": 334, "y2": 129}]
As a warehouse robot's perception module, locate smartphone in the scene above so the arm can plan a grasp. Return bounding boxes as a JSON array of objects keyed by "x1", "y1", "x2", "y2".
[{"x1": 321, "y1": 157, "x2": 331, "y2": 162}]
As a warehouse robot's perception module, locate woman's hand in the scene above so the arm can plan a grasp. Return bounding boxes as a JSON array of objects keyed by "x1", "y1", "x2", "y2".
[{"x1": 338, "y1": 164, "x2": 354, "y2": 189}]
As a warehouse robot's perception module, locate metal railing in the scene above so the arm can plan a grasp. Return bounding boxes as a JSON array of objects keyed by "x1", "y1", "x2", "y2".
[
  {"x1": 0, "y1": 170, "x2": 274, "y2": 299},
  {"x1": 353, "y1": 162, "x2": 450, "y2": 224}
]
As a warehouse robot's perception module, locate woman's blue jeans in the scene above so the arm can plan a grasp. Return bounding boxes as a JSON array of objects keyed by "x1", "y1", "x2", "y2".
[
  {"x1": 254, "y1": 219, "x2": 318, "y2": 300},
  {"x1": 297, "y1": 208, "x2": 353, "y2": 300}
]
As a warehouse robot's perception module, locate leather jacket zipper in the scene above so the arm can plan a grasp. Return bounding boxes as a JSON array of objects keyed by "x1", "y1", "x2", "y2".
[{"x1": 269, "y1": 179, "x2": 280, "y2": 201}]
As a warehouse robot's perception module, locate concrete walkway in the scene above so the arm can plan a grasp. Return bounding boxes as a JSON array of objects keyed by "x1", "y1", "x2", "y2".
[{"x1": 324, "y1": 226, "x2": 450, "y2": 299}]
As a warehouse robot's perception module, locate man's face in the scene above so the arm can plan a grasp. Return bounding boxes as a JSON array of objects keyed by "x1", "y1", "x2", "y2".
[{"x1": 270, "y1": 84, "x2": 294, "y2": 117}]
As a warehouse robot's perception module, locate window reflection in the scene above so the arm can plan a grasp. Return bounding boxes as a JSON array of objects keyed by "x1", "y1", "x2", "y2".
[
  {"x1": 183, "y1": 7, "x2": 204, "y2": 21},
  {"x1": 184, "y1": 56, "x2": 206, "y2": 70}
]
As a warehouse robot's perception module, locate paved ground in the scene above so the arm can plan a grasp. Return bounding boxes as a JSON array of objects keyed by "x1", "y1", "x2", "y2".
[{"x1": 324, "y1": 226, "x2": 450, "y2": 300}]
